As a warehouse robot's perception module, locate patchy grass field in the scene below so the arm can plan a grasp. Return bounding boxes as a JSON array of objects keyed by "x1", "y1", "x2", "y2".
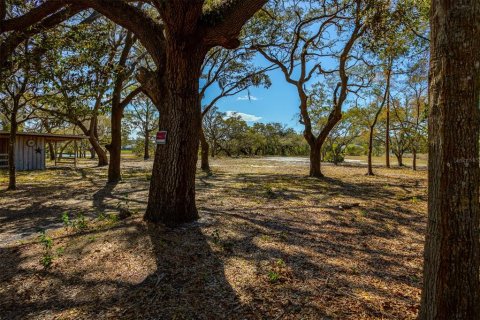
[{"x1": 0, "y1": 157, "x2": 427, "y2": 319}]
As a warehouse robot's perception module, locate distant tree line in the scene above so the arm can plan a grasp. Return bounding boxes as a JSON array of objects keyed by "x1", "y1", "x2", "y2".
[
  {"x1": 203, "y1": 107, "x2": 308, "y2": 158},
  {"x1": 198, "y1": 93, "x2": 427, "y2": 168}
]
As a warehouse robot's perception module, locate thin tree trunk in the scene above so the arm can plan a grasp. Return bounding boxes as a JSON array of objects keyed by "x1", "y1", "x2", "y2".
[
  {"x1": 144, "y1": 42, "x2": 204, "y2": 226},
  {"x1": 385, "y1": 91, "x2": 390, "y2": 168},
  {"x1": 47, "y1": 142, "x2": 55, "y2": 161},
  {"x1": 83, "y1": 129, "x2": 107, "y2": 166},
  {"x1": 367, "y1": 124, "x2": 375, "y2": 176},
  {"x1": 88, "y1": 136, "x2": 108, "y2": 166},
  {"x1": 107, "y1": 32, "x2": 137, "y2": 182},
  {"x1": 396, "y1": 153, "x2": 403, "y2": 167},
  {"x1": 58, "y1": 141, "x2": 71, "y2": 159},
  {"x1": 7, "y1": 110, "x2": 17, "y2": 191},
  {"x1": 90, "y1": 146, "x2": 96, "y2": 159},
  {"x1": 412, "y1": 148, "x2": 417, "y2": 171},
  {"x1": 144, "y1": 130, "x2": 150, "y2": 160},
  {"x1": 76, "y1": 121, "x2": 107, "y2": 167},
  {"x1": 419, "y1": 1, "x2": 480, "y2": 318},
  {"x1": 200, "y1": 126, "x2": 210, "y2": 172},
  {"x1": 107, "y1": 104, "x2": 122, "y2": 182},
  {"x1": 367, "y1": 62, "x2": 392, "y2": 176}
]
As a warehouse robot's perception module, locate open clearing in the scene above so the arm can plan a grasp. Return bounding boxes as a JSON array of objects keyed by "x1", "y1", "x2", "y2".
[{"x1": 0, "y1": 157, "x2": 427, "y2": 319}]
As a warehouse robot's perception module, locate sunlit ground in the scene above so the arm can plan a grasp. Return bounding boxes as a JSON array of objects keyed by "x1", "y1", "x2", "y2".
[{"x1": 0, "y1": 157, "x2": 426, "y2": 319}]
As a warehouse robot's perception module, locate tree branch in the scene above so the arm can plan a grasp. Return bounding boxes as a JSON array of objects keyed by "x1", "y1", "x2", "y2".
[
  {"x1": 0, "y1": 4, "x2": 84, "y2": 70},
  {"x1": 202, "y1": 0, "x2": 268, "y2": 49},
  {"x1": 65, "y1": 0, "x2": 165, "y2": 67},
  {"x1": 0, "y1": 1, "x2": 67, "y2": 33}
]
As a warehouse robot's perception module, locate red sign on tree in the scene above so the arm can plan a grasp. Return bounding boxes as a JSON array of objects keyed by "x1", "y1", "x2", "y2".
[{"x1": 156, "y1": 131, "x2": 167, "y2": 144}]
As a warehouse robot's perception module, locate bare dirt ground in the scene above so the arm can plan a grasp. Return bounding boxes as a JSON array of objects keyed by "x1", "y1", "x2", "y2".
[{"x1": 0, "y1": 157, "x2": 427, "y2": 319}]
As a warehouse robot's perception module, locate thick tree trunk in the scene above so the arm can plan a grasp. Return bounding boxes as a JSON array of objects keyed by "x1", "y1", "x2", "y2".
[
  {"x1": 144, "y1": 42, "x2": 204, "y2": 226},
  {"x1": 309, "y1": 143, "x2": 322, "y2": 178},
  {"x1": 107, "y1": 105, "x2": 122, "y2": 183},
  {"x1": 419, "y1": 1, "x2": 480, "y2": 318},
  {"x1": 200, "y1": 127, "x2": 210, "y2": 172},
  {"x1": 7, "y1": 112, "x2": 17, "y2": 191}
]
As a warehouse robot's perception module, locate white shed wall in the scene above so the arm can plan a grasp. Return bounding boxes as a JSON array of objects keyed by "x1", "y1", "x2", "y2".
[{"x1": 14, "y1": 136, "x2": 45, "y2": 171}]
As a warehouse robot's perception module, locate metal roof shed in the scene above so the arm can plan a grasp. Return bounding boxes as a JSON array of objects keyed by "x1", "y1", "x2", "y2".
[{"x1": 0, "y1": 132, "x2": 87, "y2": 171}]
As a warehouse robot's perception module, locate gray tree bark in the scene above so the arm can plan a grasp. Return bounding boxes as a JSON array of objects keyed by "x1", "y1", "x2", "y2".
[{"x1": 419, "y1": 1, "x2": 480, "y2": 318}]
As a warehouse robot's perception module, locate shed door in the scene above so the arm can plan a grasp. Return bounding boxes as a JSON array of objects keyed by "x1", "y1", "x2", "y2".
[{"x1": 16, "y1": 136, "x2": 45, "y2": 171}]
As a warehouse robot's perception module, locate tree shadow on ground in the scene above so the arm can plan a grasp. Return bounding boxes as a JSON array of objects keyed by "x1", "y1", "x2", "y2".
[
  {"x1": 0, "y1": 167, "x2": 150, "y2": 246},
  {"x1": 193, "y1": 169, "x2": 425, "y2": 318},
  {"x1": 108, "y1": 222, "x2": 249, "y2": 319},
  {"x1": 0, "y1": 163, "x2": 426, "y2": 319},
  {"x1": 0, "y1": 219, "x2": 248, "y2": 320}
]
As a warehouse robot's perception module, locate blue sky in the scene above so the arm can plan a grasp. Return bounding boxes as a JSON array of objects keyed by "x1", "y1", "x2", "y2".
[
  {"x1": 209, "y1": 67, "x2": 304, "y2": 131},
  {"x1": 201, "y1": 46, "x2": 341, "y2": 132}
]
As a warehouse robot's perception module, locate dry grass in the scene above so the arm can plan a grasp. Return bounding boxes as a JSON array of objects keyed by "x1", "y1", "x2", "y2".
[{"x1": 0, "y1": 157, "x2": 427, "y2": 319}]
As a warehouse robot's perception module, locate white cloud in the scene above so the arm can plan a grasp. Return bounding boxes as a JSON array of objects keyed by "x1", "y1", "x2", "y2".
[
  {"x1": 237, "y1": 94, "x2": 258, "y2": 101},
  {"x1": 225, "y1": 111, "x2": 262, "y2": 122}
]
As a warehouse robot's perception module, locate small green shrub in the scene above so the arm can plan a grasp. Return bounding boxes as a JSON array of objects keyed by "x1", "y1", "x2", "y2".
[
  {"x1": 267, "y1": 271, "x2": 280, "y2": 283},
  {"x1": 359, "y1": 209, "x2": 369, "y2": 217},
  {"x1": 97, "y1": 212, "x2": 107, "y2": 221},
  {"x1": 56, "y1": 247, "x2": 65, "y2": 256},
  {"x1": 73, "y1": 214, "x2": 88, "y2": 230},
  {"x1": 324, "y1": 150, "x2": 345, "y2": 164},
  {"x1": 61, "y1": 212, "x2": 71, "y2": 229},
  {"x1": 275, "y1": 258, "x2": 286, "y2": 267},
  {"x1": 345, "y1": 144, "x2": 364, "y2": 156},
  {"x1": 107, "y1": 213, "x2": 119, "y2": 224},
  {"x1": 38, "y1": 231, "x2": 54, "y2": 269}
]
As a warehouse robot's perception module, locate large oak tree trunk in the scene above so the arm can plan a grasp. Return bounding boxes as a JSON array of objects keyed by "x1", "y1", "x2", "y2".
[
  {"x1": 419, "y1": 1, "x2": 480, "y2": 318},
  {"x1": 144, "y1": 42, "x2": 204, "y2": 226},
  {"x1": 200, "y1": 127, "x2": 210, "y2": 172}
]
